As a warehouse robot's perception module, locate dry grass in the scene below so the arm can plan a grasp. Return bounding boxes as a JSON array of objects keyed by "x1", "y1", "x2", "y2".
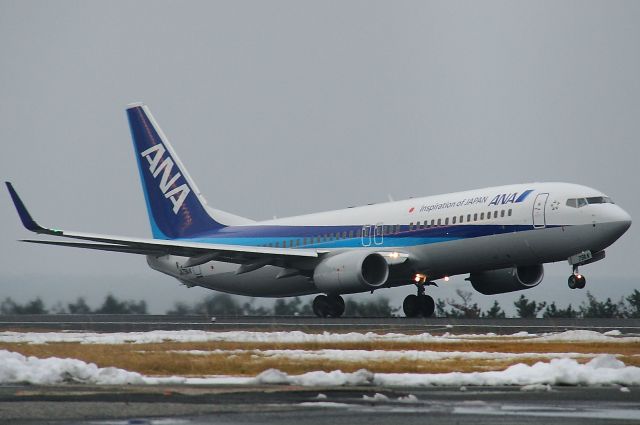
[{"x1": 2, "y1": 337, "x2": 638, "y2": 376}]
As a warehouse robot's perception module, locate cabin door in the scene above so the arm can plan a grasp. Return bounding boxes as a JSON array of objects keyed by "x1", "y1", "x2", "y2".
[{"x1": 532, "y1": 193, "x2": 549, "y2": 229}]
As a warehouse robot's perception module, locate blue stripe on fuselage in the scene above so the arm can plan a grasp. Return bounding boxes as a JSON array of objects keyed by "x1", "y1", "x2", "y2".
[
  {"x1": 177, "y1": 223, "x2": 554, "y2": 249},
  {"x1": 515, "y1": 189, "x2": 534, "y2": 203}
]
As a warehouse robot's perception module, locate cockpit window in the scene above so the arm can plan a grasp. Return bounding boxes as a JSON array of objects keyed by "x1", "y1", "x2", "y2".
[
  {"x1": 586, "y1": 196, "x2": 614, "y2": 204},
  {"x1": 566, "y1": 196, "x2": 614, "y2": 208}
]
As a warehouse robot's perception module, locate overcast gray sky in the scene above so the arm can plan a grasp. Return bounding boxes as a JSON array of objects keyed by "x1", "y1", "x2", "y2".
[{"x1": 1, "y1": 1, "x2": 638, "y2": 314}]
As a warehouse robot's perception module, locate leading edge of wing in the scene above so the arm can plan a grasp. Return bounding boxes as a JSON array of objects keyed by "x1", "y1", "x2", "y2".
[
  {"x1": 6, "y1": 181, "x2": 317, "y2": 259},
  {"x1": 48, "y1": 230, "x2": 319, "y2": 258},
  {"x1": 20, "y1": 239, "x2": 168, "y2": 255}
]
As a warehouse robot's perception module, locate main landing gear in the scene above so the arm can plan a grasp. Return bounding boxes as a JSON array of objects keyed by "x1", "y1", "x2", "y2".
[
  {"x1": 312, "y1": 294, "x2": 345, "y2": 317},
  {"x1": 568, "y1": 265, "x2": 586, "y2": 289},
  {"x1": 403, "y1": 284, "x2": 435, "y2": 318}
]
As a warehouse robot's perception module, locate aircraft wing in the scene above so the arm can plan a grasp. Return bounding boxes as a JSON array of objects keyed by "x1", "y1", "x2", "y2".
[{"x1": 6, "y1": 182, "x2": 319, "y2": 266}]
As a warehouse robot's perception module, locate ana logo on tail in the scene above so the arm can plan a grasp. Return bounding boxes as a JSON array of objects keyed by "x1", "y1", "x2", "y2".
[{"x1": 140, "y1": 144, "x2": 191, "y2": 214}]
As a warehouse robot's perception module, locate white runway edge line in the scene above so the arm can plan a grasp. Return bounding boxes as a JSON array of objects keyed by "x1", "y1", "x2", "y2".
[
  {"x1": 0, "y1": 329, "x2": 638, "y2": 345},
  {"x1": 0, "y1": 350, "x2": 639, "y2": 387}
]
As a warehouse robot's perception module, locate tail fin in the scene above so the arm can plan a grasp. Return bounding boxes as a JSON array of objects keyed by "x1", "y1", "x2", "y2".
[{"x1": 127, "y1": 103, "x2": 252, "y2": 239}]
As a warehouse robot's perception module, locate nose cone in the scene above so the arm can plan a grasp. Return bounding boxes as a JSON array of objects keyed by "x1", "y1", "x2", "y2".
[{"x1": 608, "y1": 205, "x2": 632, "y2": 238}]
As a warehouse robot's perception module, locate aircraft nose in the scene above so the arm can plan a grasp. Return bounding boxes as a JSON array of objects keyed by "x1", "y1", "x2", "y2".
[{"x1": 608, "y1": 205, "x2": 632, "y2": 236}]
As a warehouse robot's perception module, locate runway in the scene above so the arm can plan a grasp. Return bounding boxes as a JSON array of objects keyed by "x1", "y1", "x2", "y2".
[
  {"x1": 1, "y1": 315, "x2": 639, "y2": 424},
  {"x1": 1, "y1": 384, "x2": 638, "y2": 425},
  {"x1": 1, "y1": 314, "x2": 639, "y2": 334}
]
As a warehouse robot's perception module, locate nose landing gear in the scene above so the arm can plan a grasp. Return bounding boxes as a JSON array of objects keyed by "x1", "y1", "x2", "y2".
[
  {"x1": 312, "y1": 294, "x2": 345, "y2": 317},
  {"x1": 403, "y1": 283, "x2": 435, "y2": 318},
  {"x1": 568, "y1": 265, "x2": 586, "y2": 289}
]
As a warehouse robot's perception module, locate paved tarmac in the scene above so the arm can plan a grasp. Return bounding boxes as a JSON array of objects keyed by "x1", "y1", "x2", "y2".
[
  {"x1": 0, "y1": 384, "x2": 638, "y2": 424},
  {"x1": 0, "y1": 314, "x2": 639, "y2": 334},
  {"x1": 1, "y1": 316, "x2": 639, "y2": 424}
]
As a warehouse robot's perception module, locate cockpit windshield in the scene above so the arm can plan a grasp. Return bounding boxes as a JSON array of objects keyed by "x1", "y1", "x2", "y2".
[{"x1": 566, "y1": 196, "x2": 614, "y2": 208}]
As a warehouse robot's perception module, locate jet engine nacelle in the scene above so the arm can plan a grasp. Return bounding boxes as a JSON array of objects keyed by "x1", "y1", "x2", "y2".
[
  {"x1": 469, "y1": 264, "x2": 544, "y2": 295},
  {"x1": 313, "y1": 251, "x2": 389, "y2": 294}
]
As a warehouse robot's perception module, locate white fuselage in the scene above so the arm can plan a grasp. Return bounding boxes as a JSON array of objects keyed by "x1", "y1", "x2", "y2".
[{"x1": 147, "y1": 182, "x2": 631, "y2": 297}]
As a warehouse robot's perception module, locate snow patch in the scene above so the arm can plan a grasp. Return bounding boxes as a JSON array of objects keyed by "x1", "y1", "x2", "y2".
[
  {"x1": 520, "y1": 383, "x2": 552, "y2": 392},
  {"x1": 0, "y1": 350, "x2": 144, "y2": 385},
  {"x1": 362, "y1": 392, "x2": 389, "y2": 402},
  {"x1": 536, "y1": 330, "x2": 628, "y2": 342},
  {"x1": 397, "y1": 394, "x2": 418, "y2": 403},
  {"x1": 0, "y1": 329, "x2": 636, "y2": 345},
  {"x1": 249, "y1": 355, "x2": 640, "y2": 387}
]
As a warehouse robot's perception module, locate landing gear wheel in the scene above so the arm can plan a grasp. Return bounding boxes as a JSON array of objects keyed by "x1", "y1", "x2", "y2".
[
  {"x1": 313, "y1": 295, "x2": 345, "y2": 318},
  {"x1": 327, "y1": 295, "x2": 345, "y2": 318},
  {"x1": 568, "y1": 274, "x2": 586, "y2": 289},
  {"x1": 420, "y1": 295, "x2": 435, "y2": 317},
  {"x1": 312, "y1": 295, "x2": 330, "y2": 317},
  {"x1": 403, "y1": 294, "x2": 421, "y2": 318}
]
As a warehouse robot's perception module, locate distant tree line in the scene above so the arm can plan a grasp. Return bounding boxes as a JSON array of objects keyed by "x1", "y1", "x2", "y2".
[
  {"x1": 1, "y1": 289, "x2": 639, "y2": 318},
  {"x1": 0, "y1": 294, "x2": 147, "y2": 315},
  {"x1": 165, "y1": 294, "x2": 395, "y2": 317},
  {"x1": 436, "y1": 289, "x2": 640, "y2": 319}
]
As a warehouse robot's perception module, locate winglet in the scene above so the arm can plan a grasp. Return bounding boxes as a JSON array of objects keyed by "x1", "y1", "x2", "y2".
[{"x1": 5, "y1": 182, "x2": 60, "y2": 235}]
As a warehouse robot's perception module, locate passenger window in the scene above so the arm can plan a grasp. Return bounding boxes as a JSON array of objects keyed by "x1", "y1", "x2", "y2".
[
  {"x1": 437, "y1": 218, "x2": 441, "y2": 226},
  {"x1": 349, "y1": 230, "x2": 354, "y2": 238},
  {"x1": 424, "y1": 220, "x2": 429, "y2": 228},
  {"x1": 342, "y1": 231, "x2": 347, "y2": 238},
  {"x1": 508, "y1": 209, "x2": 512, "y2": 216},
  {"x1": 430, "y1": 219, "x2": 435, "y2": 226},
  {"x1": 480, "y1": 213, "x2": 484, "y2": 220},
  {"x1": 275, "y1": 241, "x2": 280, "y2": 247},
  {"x1": 494, "y1": 211, "x2": 498, "y2": 218},
  {"x1": 467, "y1": 214, "x2": 471, "y2": 222},
  {"x1": 445, "y1": 217, "x2": 449, "y2": 225},
  {"x1": 459, "y1": 215, "x2": 463, "y2": 223},
  {"x1": 500, "y1": 210, "x2": 505, "y2": 217},
  {"x1": 452, "y1": 216, "x2": 456, "y2": 224},
  {"x1": 409, "y1": 222, "x2": 413, "y2": 231},
  {"x1": 474, "y1": 213, "x2": 478, "y2": 221}
]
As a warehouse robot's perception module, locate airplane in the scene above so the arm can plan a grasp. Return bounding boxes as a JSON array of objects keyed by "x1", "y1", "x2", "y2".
[{"x1": 6, "y1": 103, "x2": 632, "y2": 318}]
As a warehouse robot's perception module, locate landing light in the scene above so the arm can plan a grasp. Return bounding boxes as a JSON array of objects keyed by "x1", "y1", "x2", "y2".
[
  {"x1": 389, "y1": 252, "x2": 399, "y2": 259},
  {"x1": 413, "y1": 273, "x2": 427, "y2": 283},
  {"x1": 444, "y1": 276, "x2": 450, "y2": 282}
]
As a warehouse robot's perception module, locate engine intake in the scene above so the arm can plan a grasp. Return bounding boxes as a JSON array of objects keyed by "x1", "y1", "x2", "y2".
[
  {"x1": 468, "y1": 264, "x2": 544, "y2": 295},
  {"x1": 313, "y1": 251, "x2": 389, "y2": 294}
]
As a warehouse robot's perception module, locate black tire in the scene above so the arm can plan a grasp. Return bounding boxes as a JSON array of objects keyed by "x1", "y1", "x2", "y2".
[
  {"x1": 312, "y1": 295, "x2": 330, "y2": 317},
  {"x1": 576, "y1": 275, "x2": 586, "y2": 289},
  {"x1": 327, "y1": 295, "x2": 345, "y2": 317},
  {"x1": 568, "y1": 275, "x2": 577, "y2": 289},
  {"x1": 403, "y1": 294, "x2": 420, "y2": 318},
  {"x1": 420, "y1": 295, "x2": 435, "y2": 317}
]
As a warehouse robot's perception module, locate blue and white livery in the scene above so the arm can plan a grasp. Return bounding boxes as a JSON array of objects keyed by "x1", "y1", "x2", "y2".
[{"x1": 6, "y1": 103, "x2": 632, "y2": 317}]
